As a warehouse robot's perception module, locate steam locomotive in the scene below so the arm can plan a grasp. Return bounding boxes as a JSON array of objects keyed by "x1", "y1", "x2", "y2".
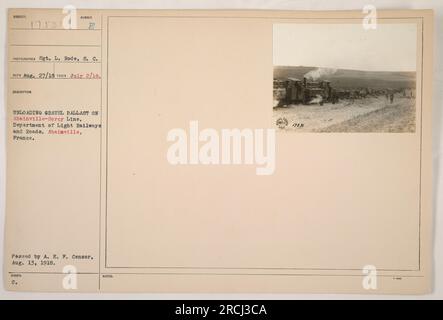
[{"x1": 273, "y1": 77, "x2": 338, "y2": 107}]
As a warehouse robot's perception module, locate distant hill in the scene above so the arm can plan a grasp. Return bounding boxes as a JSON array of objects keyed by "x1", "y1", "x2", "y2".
[{"x1": 274, "y1": 66, "x2": 416, "y2": 89}]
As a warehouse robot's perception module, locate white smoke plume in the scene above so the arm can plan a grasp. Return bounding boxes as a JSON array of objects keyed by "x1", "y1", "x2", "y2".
[{"x1": 304, "y1": 67, "x2": 337, "y2": 81}]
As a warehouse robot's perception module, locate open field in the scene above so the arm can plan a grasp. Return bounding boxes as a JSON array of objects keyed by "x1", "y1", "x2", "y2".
[{"x1": 273, "y1": 96, "x2": 416, "y2": 133}]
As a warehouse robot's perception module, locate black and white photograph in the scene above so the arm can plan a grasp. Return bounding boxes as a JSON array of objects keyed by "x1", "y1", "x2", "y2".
[
  {"x1": 273, "y1": 23, "x2": 418, "y2": 132},
  {"x1": 1, "y1": 1, "x2": 442, "y2": 303}
]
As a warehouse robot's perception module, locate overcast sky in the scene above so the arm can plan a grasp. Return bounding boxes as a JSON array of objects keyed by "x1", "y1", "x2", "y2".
[{"x1": 273, "y1": 23, "x2": 417, "y2": 72}]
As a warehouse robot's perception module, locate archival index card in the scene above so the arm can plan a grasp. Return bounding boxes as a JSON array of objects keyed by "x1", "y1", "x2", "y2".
[{"x1": 4, "y1": 9, "x2": 434, "y2": 293}]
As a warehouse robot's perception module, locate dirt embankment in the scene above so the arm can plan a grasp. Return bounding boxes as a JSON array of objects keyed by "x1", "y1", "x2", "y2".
[{"x1": 318, "y1": 98, "x2": 416, "y2": 133}]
